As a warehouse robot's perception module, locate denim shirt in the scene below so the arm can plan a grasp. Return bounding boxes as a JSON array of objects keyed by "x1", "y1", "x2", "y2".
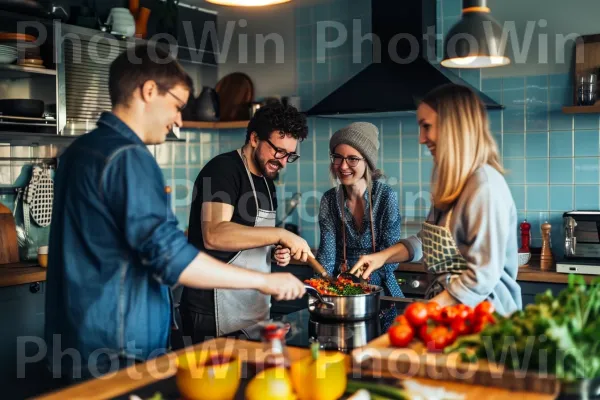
[{"x1": 44, "y1": 112, "x2": 198, "y2": 379}]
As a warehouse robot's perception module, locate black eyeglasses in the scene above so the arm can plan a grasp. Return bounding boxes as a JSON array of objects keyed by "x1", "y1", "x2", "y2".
[
  {"x1": 264, "y1": 138, "x2": 300, "y2": 163},
  {"x1": 165, "y1": 90, "x2": 187, "y2": 112},
  {"x1": 330, "y1": 154, "x2": 365, "y2": 167}
]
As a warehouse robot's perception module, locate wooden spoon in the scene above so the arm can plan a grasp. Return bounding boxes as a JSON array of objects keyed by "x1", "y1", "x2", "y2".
[{"x1": 305, "y1": 255, "x2": 336, "y2": 284}]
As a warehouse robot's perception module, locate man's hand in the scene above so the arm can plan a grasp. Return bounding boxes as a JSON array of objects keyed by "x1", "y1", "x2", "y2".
[
  {"x1": 349, "y1": 252, "x2": 388, "y2": 279},
  {"x1": 259, "y1": 273, "x2": 306, "y2": 301},
  {"x1": 278, "y1": 229, "x2": 314, "y2": 262},
  {"x1": 273, "y1": 245, "x2": 291, "y2": 267}
]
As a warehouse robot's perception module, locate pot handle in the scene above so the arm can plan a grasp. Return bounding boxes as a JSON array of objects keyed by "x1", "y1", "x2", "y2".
[{"x1": 304, "y1": 285, "x2": 335, "y2": 308}]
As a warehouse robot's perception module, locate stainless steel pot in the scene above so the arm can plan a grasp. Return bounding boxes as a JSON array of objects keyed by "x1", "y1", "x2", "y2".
[
  {"x1": 308, "y1": 316, "x2": 381, "y2": 353},
  {"x1": 304, "y1": 284, "x2": 384, "y2": 321}
]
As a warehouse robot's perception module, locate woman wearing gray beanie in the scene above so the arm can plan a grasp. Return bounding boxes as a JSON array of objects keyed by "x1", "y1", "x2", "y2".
[{"x1": 316, "y1": 122, "x2": 407, "y2": 310}]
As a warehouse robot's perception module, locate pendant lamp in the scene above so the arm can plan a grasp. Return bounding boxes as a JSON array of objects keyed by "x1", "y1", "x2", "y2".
[
  {"x1": 205, "y1": 0, "x2": 290, "y2": 6},
  {"x1": 441, "y1": 0, "x2": 510, "y2": 68}
]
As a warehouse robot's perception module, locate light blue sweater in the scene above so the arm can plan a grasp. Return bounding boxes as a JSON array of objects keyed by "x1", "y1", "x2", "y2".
[{"x1": 399, "y1": 165, "x2": 522, "y2": 316}]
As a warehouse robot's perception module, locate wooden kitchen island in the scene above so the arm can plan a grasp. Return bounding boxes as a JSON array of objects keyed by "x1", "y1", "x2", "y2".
[{"x1": 36, "y1": 337, "x2": 555, "y2": 400}]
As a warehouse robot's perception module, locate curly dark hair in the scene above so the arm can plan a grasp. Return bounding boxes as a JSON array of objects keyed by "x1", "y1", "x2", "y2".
[{"x1": 246, "y1": 102, "x2": 308, "y2": 143}]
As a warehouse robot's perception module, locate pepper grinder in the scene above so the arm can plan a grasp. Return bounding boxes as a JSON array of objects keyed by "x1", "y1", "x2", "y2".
[
  {"x1": 540, "y1": 221, "x2": 554, "y2": 270},
  {"x1": 519, "y1": 219, "x2": 531, "y2": 252}
]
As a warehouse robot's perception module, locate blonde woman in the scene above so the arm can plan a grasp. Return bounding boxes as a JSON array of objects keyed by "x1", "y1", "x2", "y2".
[{"x1": 350, "y1": 84, "x2": 522, "y2": 316}]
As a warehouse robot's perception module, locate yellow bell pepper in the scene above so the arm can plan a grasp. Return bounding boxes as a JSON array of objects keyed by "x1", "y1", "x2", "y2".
[{"x1": 290, "y1": 344, "x2": 347, "y2": 400}]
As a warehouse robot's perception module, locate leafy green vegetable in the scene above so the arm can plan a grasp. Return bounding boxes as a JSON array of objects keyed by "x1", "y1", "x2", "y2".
[{"x1": 444, "y1": 274, "x2": 600, "y2": 382}]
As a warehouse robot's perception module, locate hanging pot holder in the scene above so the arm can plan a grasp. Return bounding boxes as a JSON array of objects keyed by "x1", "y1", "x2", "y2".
[{"x1": 23, "y1": 165, "x2": 54, "y2": 238}]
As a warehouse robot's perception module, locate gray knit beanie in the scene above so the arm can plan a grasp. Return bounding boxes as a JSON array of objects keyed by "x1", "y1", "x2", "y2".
[{"x1": 329, "y1": 122, "x2": 380, "y2": 171}]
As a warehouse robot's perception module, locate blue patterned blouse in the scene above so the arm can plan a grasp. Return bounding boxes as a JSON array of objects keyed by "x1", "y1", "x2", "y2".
[{"x1": 316, "y1": 180, "x2": 404, "y2": 299}]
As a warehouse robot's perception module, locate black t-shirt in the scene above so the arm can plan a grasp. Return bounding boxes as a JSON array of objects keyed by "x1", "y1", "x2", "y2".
[{"x1": 182, "y1": 150, "x2": 278, "y2": 314}]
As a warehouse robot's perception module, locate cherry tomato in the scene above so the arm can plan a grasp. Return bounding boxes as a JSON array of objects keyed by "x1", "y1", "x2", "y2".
[
  {"x1": 404, "y1": 302, "x2": 428, "y2": 327},
  {"x1": 440, "y1": 306, "x2": 459, "y2": 325},
  {"x1": 475, "y1": 300, "x2": 495, "y2": 318},
  {"x1": 418, "y1": 323, "x2": 433, "y2": 343},
  {"x1": 454, "y1": 304, "x2": 474, "y2": 322},
  {"x1": 426, "y1": 326, "x2": 450, "y2": 352},
  {"x1": 472, "y1": 314, "x2": 496, "y2": 333},
  {"x1": 450, "y1": 318, "x2": 471, "y2": 336},
  {"x1": 445, "y1": 327, "x2": 458, "y2": 347},
  {"x1": 388, "y1": 323, "x2": 414, "y2": 347},
  {"x1": 425, "y1": 301, "x2": 443, "y2": 323},
  {"x1": 394, "y1": 315, "x2": 409, "y2": 325}
]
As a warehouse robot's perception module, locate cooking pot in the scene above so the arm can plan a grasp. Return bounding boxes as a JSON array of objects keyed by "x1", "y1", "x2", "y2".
[
  {"x1": 0, "y1": 99, "x2": 44, "y2": 118},
  {"x1": 308, "y1": 316, "x2": 381, "y2": 353},
  {"x1": 304, "y1": 284, "x2": 383, "y2": 322}
]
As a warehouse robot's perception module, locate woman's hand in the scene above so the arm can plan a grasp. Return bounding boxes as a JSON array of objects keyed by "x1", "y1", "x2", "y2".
[
  {"x1": 274, "y1": 245, "x2": 292, "y2": 267},
  {"x1": 349, "y1": 251, "x2": 388, "y2": 279}
]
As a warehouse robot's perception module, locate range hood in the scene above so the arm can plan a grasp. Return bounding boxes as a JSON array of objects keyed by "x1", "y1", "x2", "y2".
[{"x1": 305, "y1": 0, "x2": 503, "y2": 117}]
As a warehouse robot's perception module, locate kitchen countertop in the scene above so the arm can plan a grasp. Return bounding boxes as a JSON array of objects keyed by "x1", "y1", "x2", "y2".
[
  {"x1": 36, "y1": 337, "x2": 553, "y2": 400},
  {"x1": 0, "y1": 262, "x2": 46, "y2": 288},
  {"x1": 5, "y1": 253, "x2": 593, "y2": 289},
  {"x1": 289, "y1": 254, "x2": 597, "y2": 285}
]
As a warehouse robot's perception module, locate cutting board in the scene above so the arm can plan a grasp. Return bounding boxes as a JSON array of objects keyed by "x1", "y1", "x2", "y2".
[
  {"x1": 351, "y1": 334, "x2": 560, "y2": 395},
  {"x1": 0, "y1": 203, "x2": 19, "y2": 264},
  {"x1": 215, "y1": 72, "x2": 254, "y2": 121}
]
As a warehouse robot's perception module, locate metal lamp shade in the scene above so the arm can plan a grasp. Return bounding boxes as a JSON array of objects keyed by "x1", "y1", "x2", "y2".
[{"x1": 441, "y1": 5, "x2": 511, "y2": 68}]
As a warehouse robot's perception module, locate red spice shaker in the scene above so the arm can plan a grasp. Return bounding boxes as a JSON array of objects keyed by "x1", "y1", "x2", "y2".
[{"x1": 519, "y1": 219, "x2": 531, "y2": 252}]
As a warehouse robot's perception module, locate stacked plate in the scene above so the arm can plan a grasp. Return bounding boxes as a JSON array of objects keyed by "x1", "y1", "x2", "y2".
[
  {"x1": 0, "y1": 32, "x2": 43, "y2": 68},
  {"x1": 0, "y1": 44, "x2": 17, "y2": 64}
]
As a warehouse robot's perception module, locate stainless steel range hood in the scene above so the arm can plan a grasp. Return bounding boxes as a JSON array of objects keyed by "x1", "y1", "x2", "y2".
[{"x1": 305, "y1": 0, "x2": 503, "y2": 117}]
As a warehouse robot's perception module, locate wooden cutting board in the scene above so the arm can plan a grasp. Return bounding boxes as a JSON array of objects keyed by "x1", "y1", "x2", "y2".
[
  {"x1": 351, "y1": 334, "x2": 560, "y2": 395},
  {"x1": 0, "y1": 202, "x2": 19, "y2": 264},
  {"x1": 215, "y1": 72, "x2": 254, "y2": 121}
]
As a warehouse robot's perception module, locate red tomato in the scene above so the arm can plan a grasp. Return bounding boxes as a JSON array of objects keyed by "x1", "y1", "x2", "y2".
[
  {"x1": 404, "y1": 302, "x2": 428, "y2": 327},
  {"x1": 418, "y1": 324, "x2": 433, "y2": 343},
  {"x1": 388, "y1": 323, "x2": 414, "y2": 347},
  {"x1": 472, "y1": 314, "x2": 496, "y2": 333},
  {"x1": 394, "y1": 315, "x2": 409, "y2": 325},
  {"x1": 451, "y1": 318, "x2": 471, "y2": 336},
  {"x1": 426, "y1": 326, "x2": 450, "y2": 352},
  {"x1": 440, "y1": 306, "x2": 459, "y2": 325},
  {"x1": 425, "y1": 301, "x2": 443, "y2": 323},
  {"x1": 475, "y1": 300, "x2": 495, "y2": 317},
  {"x1": 454, "y1": 304, "x2": 474, "y2": 321},
  {"x1": 445, "y1": 327, "x2": 458, "y2": 347}
]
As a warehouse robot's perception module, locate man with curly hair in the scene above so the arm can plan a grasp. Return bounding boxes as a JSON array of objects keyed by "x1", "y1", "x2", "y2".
[{"x1": 181, "y1": 102, "x2": 312, "y2": 342}]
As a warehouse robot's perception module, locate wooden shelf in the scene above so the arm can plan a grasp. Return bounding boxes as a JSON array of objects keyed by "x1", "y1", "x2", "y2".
[
  {"x1": 562, "y1": 105, "x2": 600, "y2": 114},
  {"x1": 182, "y1": 120, "x2": 249, "y2": 129},
  {"x1": 0, "y1": 63, "x2": 56, "y2": 79}
]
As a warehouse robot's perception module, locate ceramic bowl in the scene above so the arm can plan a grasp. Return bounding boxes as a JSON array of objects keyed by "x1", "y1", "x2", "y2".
[{"x1": 518, "y1": 252, "x2": 531, "y2": 267}]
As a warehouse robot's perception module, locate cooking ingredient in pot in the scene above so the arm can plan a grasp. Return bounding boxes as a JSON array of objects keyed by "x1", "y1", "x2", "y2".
[{"x1": 304, "y1": 276, "x2": 373, "y2": 296}]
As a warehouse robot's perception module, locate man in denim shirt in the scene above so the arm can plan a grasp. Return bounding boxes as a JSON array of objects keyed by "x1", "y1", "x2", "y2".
[{"x1": 44, "y1": 45, "x2": 305, "y2": 382}]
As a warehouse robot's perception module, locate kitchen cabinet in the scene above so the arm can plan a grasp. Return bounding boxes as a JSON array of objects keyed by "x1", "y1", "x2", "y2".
[
  {"x1": 519, "y1": 281, "x2": 565, "y2": 307},
  {"x1": 0, "y1": 281, "x2": 47, "y2": 399}
]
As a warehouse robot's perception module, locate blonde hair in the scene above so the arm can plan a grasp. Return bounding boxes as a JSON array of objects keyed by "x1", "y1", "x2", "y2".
[{"x1": 421, "y1": 84, "x2": 503, "y2": 209}]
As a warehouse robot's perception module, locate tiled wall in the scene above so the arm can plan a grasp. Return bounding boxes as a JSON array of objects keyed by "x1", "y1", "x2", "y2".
[
  {"x1": 150, "y1": 0, "x2": 600, "y2": 261},
  {"x1": 285, "y1": 0, "x2": 596, "y2": 256}
]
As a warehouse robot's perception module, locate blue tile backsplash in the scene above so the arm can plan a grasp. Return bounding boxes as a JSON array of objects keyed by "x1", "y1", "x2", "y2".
[{"x1": 170, "y1": 0, "x2": 600, "y2": 257}]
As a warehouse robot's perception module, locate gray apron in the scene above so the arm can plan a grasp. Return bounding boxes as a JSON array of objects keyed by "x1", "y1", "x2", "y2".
[
  {"x1": 214, "y1": 149, "x2": 276, "y2": 336},
  {"x1": 420, "y1": 207, "x2": 469, "y2": 299}
]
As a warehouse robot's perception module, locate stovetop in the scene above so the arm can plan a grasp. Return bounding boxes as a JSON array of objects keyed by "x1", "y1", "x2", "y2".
[{"x1": 226, "y1": 300, "x2": 407, "y2": 353}]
